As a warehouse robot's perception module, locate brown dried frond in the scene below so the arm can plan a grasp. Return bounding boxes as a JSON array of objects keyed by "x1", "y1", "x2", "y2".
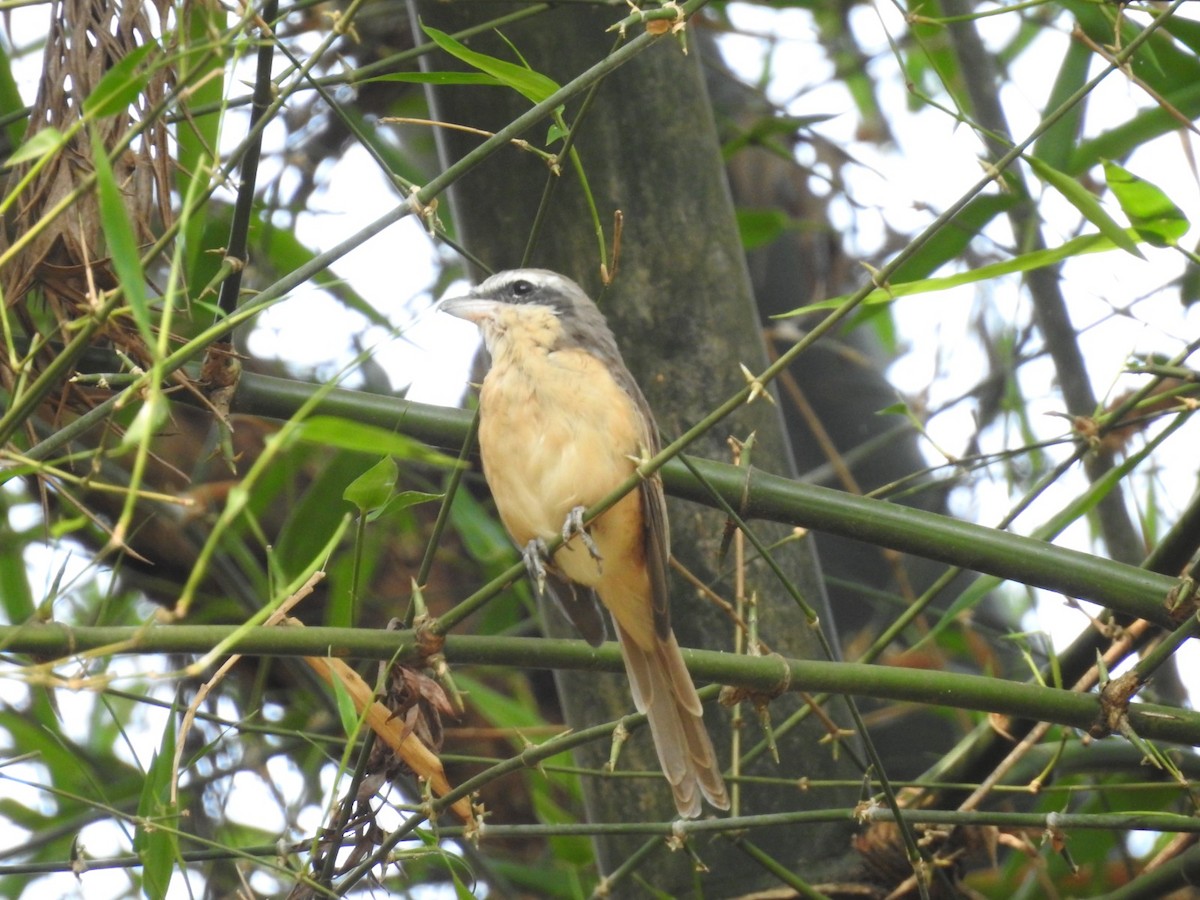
[
  {"x1": 1, "y1": 0, "x2": 174, "y2": 382},
  {"x1": 301, "y1": 658, "x2": 467, "y2": 892},
  {"x1": 366, "y1": 662, "x2": 457, "y2": 783}
]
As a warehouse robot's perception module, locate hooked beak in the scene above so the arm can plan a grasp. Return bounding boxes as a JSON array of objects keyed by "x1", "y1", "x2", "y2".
[{"x1": 438, "y1": 293, "x2": 501, "y2": 324}]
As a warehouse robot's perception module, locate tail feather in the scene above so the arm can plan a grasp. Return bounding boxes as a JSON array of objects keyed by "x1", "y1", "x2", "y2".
[{"x1": 616, "y1": 624, "x2": 730, "y2": 817}]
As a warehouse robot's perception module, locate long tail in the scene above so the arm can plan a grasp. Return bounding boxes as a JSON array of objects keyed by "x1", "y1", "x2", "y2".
[{"x1": 616, "y1": 623, "x2": 730, "y2": 818}]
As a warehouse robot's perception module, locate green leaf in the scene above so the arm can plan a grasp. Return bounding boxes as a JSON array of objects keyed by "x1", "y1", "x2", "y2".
[
  {"x1": 1027, "y1": 156, "x2": 1142, "y2": 258},
  {"x1": 721, "y1": 113, "x2": 836, "y2": 160},
  {"x1": 847, "y1": 302, "x2": 898, "y2": 355},
  {"x1": 82, "y1": 42, "x2": 157, "y2": 120},
  {"x1": 1165, "y1": 15, "x2": 1200, "y2": 57},
  {"x1": 134, "y1": 713, "x2": 179, "y2": 900},
  {"x1": 906, "y1": 16, "x2": 968, "y2": 114},
  {"x1": 1032, "y1": 40, "x2": 1090, "y2": 172},
  {"x1": 0, "y1": 712, "x2": 83, "y2": 778},
  {"x1": 91, "y1": 127, "x2": 152, "y2": 344},
  {"x1": 781, "y1": 231, "x2": 1137, "y2": 317},
  {"x1": 889, "y1": 194, "x2": 1017, "y2": 284},
  {"x1": 0, "y1": 39, "x2": 27, "y2": 149},
  {"x1": 273, "y1": 452, "x2": 363, "y2": 581},
  {"x1": 449, "y1": 488, "x2": 513, "y2": 565},
  {"x1": 380, "y1": 490, "x2": 443, "y2": 520},
  {"x1": 4, "y1": 127, "x2": 66, "y2": 168},
  {"x1": 736, "y1": 208, "x2": 792, "y2": 250},
  {"x1": 0, "y1": 797, "x2": 50, "y2": 831},
  {"x1": 344, "y1": 457, "x2": 398, "y2": 514},
  {"x1": 294, "y1": 416, "x2": 458, "y2": 466},
  {"x1": 329, "y1": 666, "x2": 360, "y2": 737},
  {"x1": 454, "y1": 673, "x2": 561, "y2": 737},
  {"x1": 176, "y1": 2, "x2": 225, "y2": 284},
  {"x1": 1103, "y1": 160, "x2": 1190, "y2": 248},
  {"x1": 0, "y1": 524, "x2": 35, "y2": 622},
  {"x1": 117, "y1": 395, "x2": 169, "y2": 452},
  {"x1": 1071, "y1": 80, "x2": 1200, "y2": 172},
  {"x1": 422, "y1": 23, "x2": 560, "y2": 106},
  {"x1": 361, "y1": 71, "x2": 502, "y2": 87}
]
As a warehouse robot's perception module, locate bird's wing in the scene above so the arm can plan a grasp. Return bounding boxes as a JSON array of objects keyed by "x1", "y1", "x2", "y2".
[
  {"x1": 544, "y1": 568, "x2": 607, "y2": 647},
  {"x1": 618, "y1": 369, "x2": 673, "y2": 642}
]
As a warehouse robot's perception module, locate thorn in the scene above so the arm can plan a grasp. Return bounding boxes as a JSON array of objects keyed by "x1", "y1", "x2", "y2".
[{"x1": 739, "y1": 363, "x2": 776, "y2": 406}]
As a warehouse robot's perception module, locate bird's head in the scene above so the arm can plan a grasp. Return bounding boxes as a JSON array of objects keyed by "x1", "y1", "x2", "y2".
[{"x1": 439, "y1": 268, "x2": 619, "y2": 358}]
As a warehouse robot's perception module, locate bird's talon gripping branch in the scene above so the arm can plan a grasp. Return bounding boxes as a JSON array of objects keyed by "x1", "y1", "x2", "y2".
[
  {"x1": 563, "y1": 505, "x2": 603, "y2": 563},
  {"x1": 522, "y1": 538, "x2": 551, "y2": 598}
]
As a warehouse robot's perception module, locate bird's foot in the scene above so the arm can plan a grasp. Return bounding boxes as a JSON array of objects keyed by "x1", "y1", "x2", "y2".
[
  {"x1": 522, "y1": 538, "x2": 552, "y2": 598},
  {"x1": 563, "y1": 506, "x2": 603, "y2": 564}
]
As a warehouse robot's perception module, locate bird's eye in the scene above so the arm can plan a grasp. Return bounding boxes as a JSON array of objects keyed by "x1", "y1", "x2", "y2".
[{"x1": 511, "y1": 280, "x2": 534, "y2": 297}]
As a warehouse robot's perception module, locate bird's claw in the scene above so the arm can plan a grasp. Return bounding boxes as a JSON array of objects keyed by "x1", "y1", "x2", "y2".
[
  {"x1": 522, "y1": 538, "x2": 551, "y2": 598},
  {"x1": 563, "y1": 506, "x2": 603, "y2": 564}
]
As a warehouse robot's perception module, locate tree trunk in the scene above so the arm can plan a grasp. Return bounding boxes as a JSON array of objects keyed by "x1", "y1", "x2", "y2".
[{"x1": 409, "y1": 3, "x2": 863, "y2": 893}]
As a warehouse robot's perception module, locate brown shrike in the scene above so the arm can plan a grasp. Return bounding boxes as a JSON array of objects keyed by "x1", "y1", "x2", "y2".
[{"x1": 441, "y1": 268, "x2": 729, "y2": 818}]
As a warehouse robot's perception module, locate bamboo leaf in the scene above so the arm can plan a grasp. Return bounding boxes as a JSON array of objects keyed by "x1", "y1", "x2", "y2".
[
  {"x1": 1027, "y1": 155, "x2": 1142, "y2": 258},
  {"x1": 1071, "y1": 81, "x2": 1200, "y2": 172},
  {"x1": 421, "y1": 23, "x2": 559, "y2": 105},
  {"x1": 379, "y1": 490, "x2": 442, "y2": 521},
  {"x1": 1103, "y1": 160, "x2": 1190, "y2": 248},
  {"x1": 134, "y1": 712, "x2": 179, "y2": 900},
  {"x1": 176, "y1": 3, "x2": 225, "y2": 284},
  {"x1": 329, "y1": 665, "x2": 360, "y2": 737},
  {"x1": 361, "y1": 71, "x2": 502, "y2": 87},
  {"x1": 91, "y1": 128, "x2": 152, "y2": 344},
  {"x1": 889, "y1": 194, "x2": 1017, "y2": 284},
  {"x1": 81, "y1": 42, "x2": 157, "y2": 120},
  {"x1": 0, "y1": 39, "x2": 26, "y2": 149},
  {"x1": 0, "y1": 528, "x2": 34, "y2": 621},
  {"x1": 1032, "y1": 40, "x2": 1090, "y2": 172},
  {"x1": 294, "y1": 416, "x2": 459, "y2": 465},
  {"x1": 344, "y1": 456, "x2": 399, "y2": 514},
  {"x1": 781, "y1": 231, "x2": 1135, "y2": 317},
  {"x1": 736, "y1": 208, "x2": 793, "y2": 250},
  {"x1": 4, "y1": 126, "x2": 65, "y2": 168},
  {"x1": 1181, "y1": 238, "x2": 1200, "y2": 308}
]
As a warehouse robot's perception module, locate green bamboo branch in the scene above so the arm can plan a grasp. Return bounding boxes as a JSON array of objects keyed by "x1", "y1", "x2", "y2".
[
  {"x1": 11, "y1": 802, "x2": 1200, "y2": 882},
  {"x1": 457, "y1": 806, "x2": 1200, "y2": 835},
  {"x1": 6, "y1": 624, "x2": 1200, "y2": 745},
  {"x1": 220, "y1": 372, "x2": 1186, "y2": 627},
  {"x1": 15, "y1": 359, "x2": 1182, "y2": 635}
]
